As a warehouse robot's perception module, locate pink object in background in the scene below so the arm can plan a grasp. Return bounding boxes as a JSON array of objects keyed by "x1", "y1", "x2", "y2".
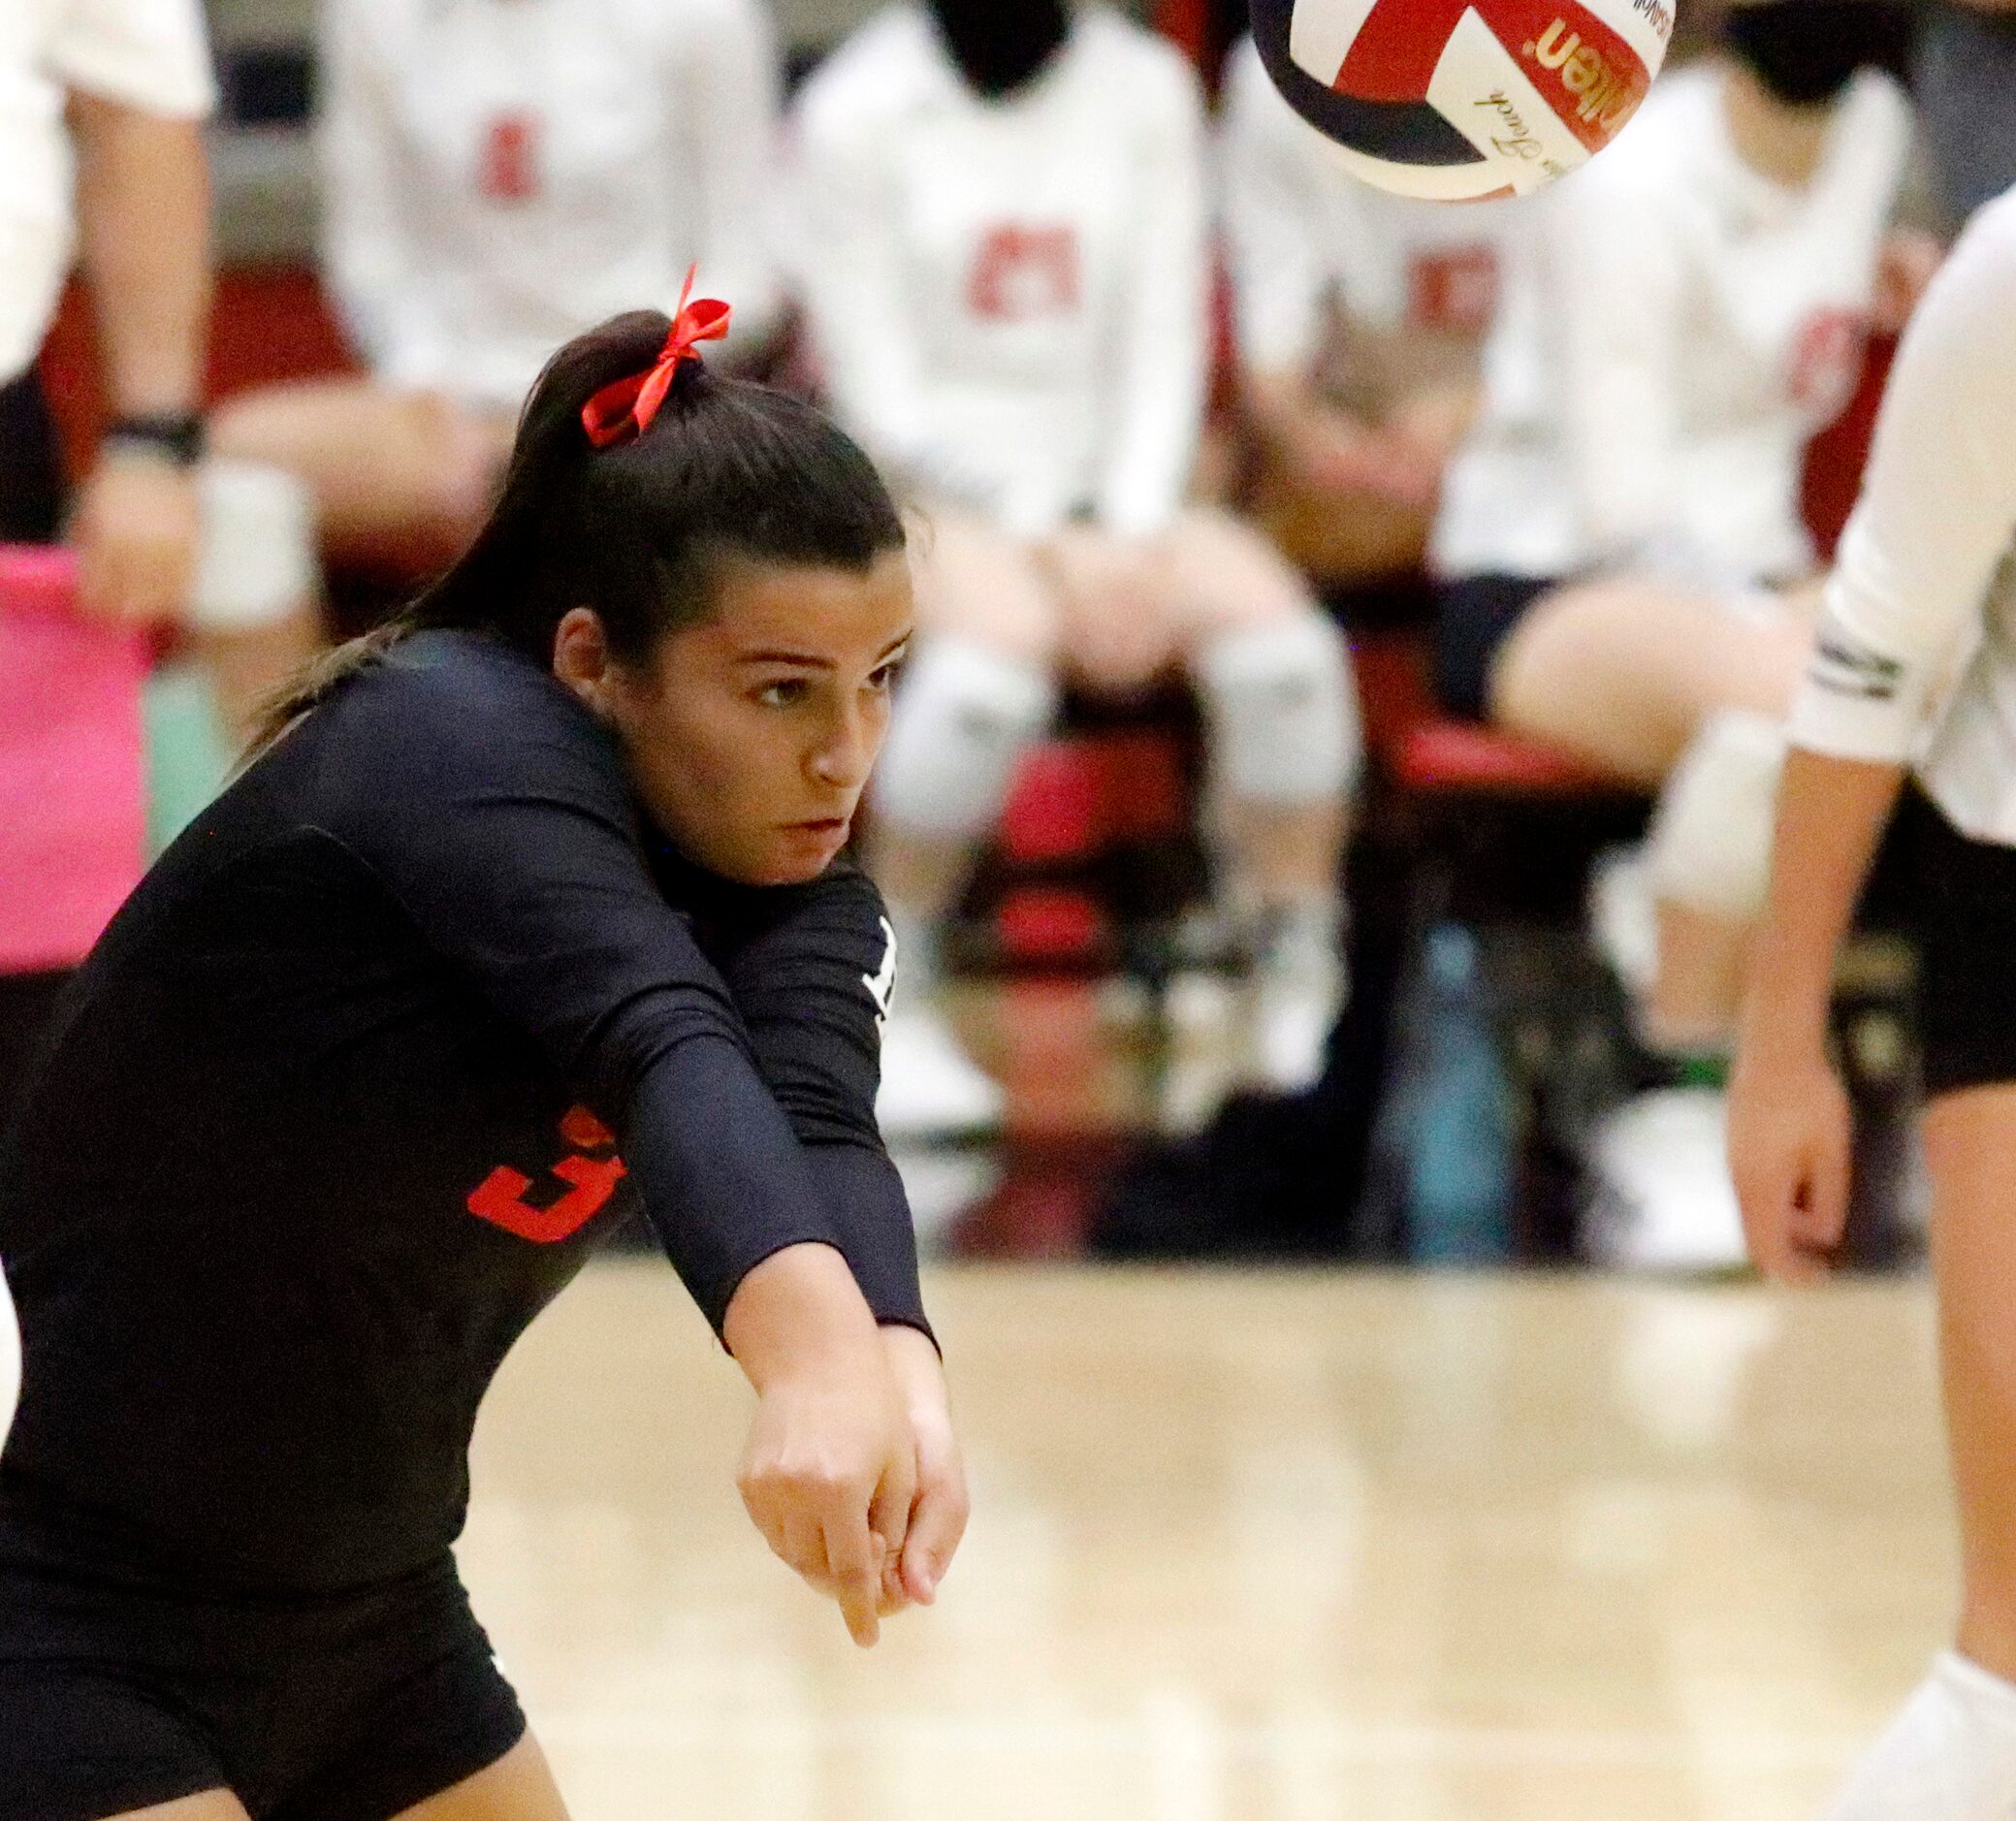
[{"x1": 0, "y1": 545, "x2": 148, "y2": 974}]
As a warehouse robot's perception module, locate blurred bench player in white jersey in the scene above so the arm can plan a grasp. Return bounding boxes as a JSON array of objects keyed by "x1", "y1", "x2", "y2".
[
  {"x1": 1732, "y1": 184, "x2": 2016, "y2": 1821},
  {"x1": 1425, "y1": 0, "x2": 1930, "y2": 1269},
  {"x1": 209, "y1": 0, "x2": 784, "y2": 585},
  {"x1": 787, "y1": 0, "x2": 1361, "y2": 1140},
  {"x1": 1, "y1": 0, "x2": 320, "y2": 742},
  {"x1": 1217, "y1": 33, "x2": 1514, "y2": 596}
]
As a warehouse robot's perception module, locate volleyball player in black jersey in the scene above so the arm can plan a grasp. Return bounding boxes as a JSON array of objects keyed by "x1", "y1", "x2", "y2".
[{"x1": 0, "y1": 294, "x2": 969, "y2": 1821}]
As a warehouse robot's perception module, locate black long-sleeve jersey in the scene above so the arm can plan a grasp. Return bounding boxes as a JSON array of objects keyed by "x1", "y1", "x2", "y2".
[{"x1": 0, "y1": 629, "x2": 926, "y2": 1593}]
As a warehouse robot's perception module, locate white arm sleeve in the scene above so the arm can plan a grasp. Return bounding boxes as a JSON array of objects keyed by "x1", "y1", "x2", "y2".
[
  {"x1": 787, "y1": 88, "x2": 944, "y2": 492},
  {"x1": 1547, "y1": 178, "x2": 1689, "y2": 568},
  {"x1": 44, "y1": 0, "x2": 215, "y2": 118},
  {"x1": 1095, "y1": 59, "x2": 1208, "y2": 535},
  {"x1": 314, "y1": 1, "x2": 417, "y2": 370},
  {"x1": 1787, "y1": 202, "x2": 2016, "y2": 762},
  {"x1": 677, "y1": 0, "x2": 784, "y2": 345},
  {"x1": 1219, "y1": 47, "x2": 1329, "y2": 379}
]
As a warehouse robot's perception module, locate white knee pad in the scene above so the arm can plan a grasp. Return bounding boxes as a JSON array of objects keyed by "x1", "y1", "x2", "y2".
[
  {"x1": 1646, "y1": 710, "x2": 1787, "y2": 920},
  {"x1": 873, "y1": 636, "x2": 1057, "y2": 839},
  {"x1": 1196, "y1": 615, "x2": 1361, "y2": 805},
  {"x1": 189, "y1": 459, "x2": 318, "y2": 633}
]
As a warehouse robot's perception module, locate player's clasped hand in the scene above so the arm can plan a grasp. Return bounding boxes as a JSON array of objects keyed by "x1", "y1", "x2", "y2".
[
  {"x1": 1728, "y1": 1036, "x2": 1855, "y2": 1286},
  {"x1": 733, "y1": 1263, "x2": 968, "y2": 1650},
  {"x1": 69, "y1": 451, "x2": 202, "y2": 627},
  {"x1": 738, "y1": 1327, "x2": 912, "y2": 1647},
  {"x1": 876, "y1": 1324, "x2": 971, "y2": 1615}
]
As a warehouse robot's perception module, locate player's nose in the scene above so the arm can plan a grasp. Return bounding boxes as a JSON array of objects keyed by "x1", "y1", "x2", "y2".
[{"x1": 809, "y1": 700, "x2": 877, "y2": 792}]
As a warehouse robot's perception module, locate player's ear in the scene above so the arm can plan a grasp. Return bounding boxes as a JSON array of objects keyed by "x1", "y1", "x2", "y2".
[{"x1": 551, "y1": 606, "x2": 619, "y2": 718}]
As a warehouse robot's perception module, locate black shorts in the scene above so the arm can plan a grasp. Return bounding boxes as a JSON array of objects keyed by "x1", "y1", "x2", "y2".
[
  {"x1": 1431, "y1": 572, "x2": 1559, "y2": 721},
  {"x1": 0, "y1": 1506, "x2": 526, "y2": 1821},
  {"x1": 1901, "y1": 782, "x2": 2016, "y2": 1101},
  {"x1": 0, "y1": 366, "x2": 67, "y2": 544}
]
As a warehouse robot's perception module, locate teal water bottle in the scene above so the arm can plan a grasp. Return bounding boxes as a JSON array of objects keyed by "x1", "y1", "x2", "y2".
[{"x1": 1408, "y1": 925, "x2": 1515, "y2": 1264}]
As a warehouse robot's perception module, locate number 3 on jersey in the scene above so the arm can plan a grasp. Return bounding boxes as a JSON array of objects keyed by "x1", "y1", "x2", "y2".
[{"x1": 466, "y1": 1105, "x2": 627, "y2": 1243}]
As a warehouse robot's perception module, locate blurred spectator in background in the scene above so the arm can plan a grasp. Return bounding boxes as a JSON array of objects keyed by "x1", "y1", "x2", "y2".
[
  {"x1": 1426, "y1": 0, "x2": 1932, "y2": 1270},
  {"x1": 2, "y1": 0, "x2": 321, "y2": 1129},
  {"x1": 1914, "y1": 0, "x2": 2016, "y2": 231},
  {"x1": 788, "y1": 0, "x2": 1361, "y2": 1142},
  {"x1": 210, "y1": 0, "x2": 784, "y2": 588},
  {"x1": 2, "y1": 0, "x2": 319, "y2": 742},
  {"x1": 1218, "y1": 32, "x2": 1512, "y2": 597}
]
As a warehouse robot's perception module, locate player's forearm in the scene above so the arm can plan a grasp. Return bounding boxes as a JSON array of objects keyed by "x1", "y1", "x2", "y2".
[
  {"x1": 1741, "y1": 748, "x2": 1904, "y2": 1052},
  {"x1": 722, "y1": 1241, "x2": 885, "y2": 1392},
  {"x1": 68, "y1": 96, "x2": 210, "y2": 418}
]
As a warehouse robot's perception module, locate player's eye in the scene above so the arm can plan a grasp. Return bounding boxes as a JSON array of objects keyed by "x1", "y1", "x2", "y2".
[
  {"x1": 755, "y1": 678, "x2": 811, "y2": 709},
  {"x1": 868, "y1": 656, "x2": 906, "y2": 693}
]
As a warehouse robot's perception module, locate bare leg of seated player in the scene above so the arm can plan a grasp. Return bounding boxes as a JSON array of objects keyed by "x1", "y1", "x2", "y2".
[
  {"x1": 1488, "y1": 573, "x2": 1821, "y2": 1043},
  {"x1": 866, "y1": 509, "x2": 1064, "y2": 1140},
  {"x1": 1047, "y1": 507, "x2": 1360, "y2": 1093},
  {"x1": 1488, "y1": 575, "x2": 1815, "y2": 786},
  {"x1": 870, "y1": 505, "x2": 1360, "y2": 1130},
  {"x1": 209, "y1": 380, "x2": 514, "y2": 577}
]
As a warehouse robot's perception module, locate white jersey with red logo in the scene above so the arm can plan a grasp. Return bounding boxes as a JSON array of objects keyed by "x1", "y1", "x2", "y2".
[
  {"x1": 320, "y1": 0, "x2": 783, "y2": 412},
  {"x1": 1789, "y1": 188, "x2": 2016, "y2": 846},
  {"x1": 1217, "y1": 35, "x2": 1513, "y2": 375},
  {"x1": 1431, "y1": 61, "x2": 1912, "y2": 590},
  {"x1": 1, "y1": 0, "x2": 215, "y2": 387},
  {"x1": 784, "y1": 4, "x2": 1207, "y2": 538}
]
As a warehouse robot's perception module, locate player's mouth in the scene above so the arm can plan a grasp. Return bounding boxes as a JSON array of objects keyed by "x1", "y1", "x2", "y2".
[{"x1": 782, "y1": 816, "x2": 851, "y2": 847}]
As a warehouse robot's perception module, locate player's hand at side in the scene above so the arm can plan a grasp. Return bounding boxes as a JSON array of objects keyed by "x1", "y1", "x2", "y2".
[
  {"x1": 71, "y1": 451, "x2": 201, "y2": 628},
  {"x1": 726, "y1": 1246, "x2": 916, "y2": 1648},
  {"x1": 1728, "y1": 1037, "x2": 1853, "y2": 1285},
  {"x1": 874, "y1": 1325, "x2": 969, "y2": 1616}
]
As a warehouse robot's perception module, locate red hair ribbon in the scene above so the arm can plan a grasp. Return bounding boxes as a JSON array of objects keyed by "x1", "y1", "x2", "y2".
[{"x1": 580, "y1": 269, "x2": 732, "y2": 449}]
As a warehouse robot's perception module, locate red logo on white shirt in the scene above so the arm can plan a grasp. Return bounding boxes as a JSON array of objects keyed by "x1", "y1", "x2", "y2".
[
  {"x1": 1408, "y1": 247, "x2": 1500, "y2": 334},
  {"x1": 478, "y1": 113, "x2": 543, "y2": 205},
  {"x1": 969, "y1": 225, "x2": 1082, "y2": 321},
  {"x1": 1787, "y1": 308, "x2": 1867, "y2": 419}
]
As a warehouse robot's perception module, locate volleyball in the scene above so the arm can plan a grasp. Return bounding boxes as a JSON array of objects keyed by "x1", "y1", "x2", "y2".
[{"x1": 1250, "y1": 0, "x2": 1675, "y2": 201}]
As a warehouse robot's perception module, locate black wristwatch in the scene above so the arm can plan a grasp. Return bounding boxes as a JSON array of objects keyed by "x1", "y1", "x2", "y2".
[{"x1": 102, "y1": 411, "x2": 207, "y2": 468}]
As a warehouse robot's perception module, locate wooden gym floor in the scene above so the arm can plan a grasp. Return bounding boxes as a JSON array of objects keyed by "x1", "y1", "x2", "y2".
[{"x1": 464, "y1": 1262, "x2": 1950, "y2": 1820}]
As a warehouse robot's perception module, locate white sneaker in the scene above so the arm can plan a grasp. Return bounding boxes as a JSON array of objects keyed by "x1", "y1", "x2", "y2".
[
  {"x1": 875, "y1": 1002, "x2": 1005, "y2": 1142},
  {"x1": 1584, "y1": 1086, "x2": 1749, "y2": 1273},
  {"x1": 1250, "y1": 908, "x2": 1346, "y2": 1094}
]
